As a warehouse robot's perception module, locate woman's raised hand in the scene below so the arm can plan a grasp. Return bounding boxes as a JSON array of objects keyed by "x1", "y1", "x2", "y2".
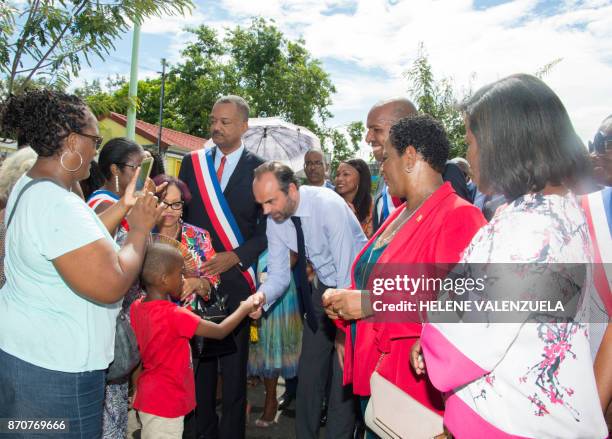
[
  {"x1": 121, "y1": 169, "x2": 141, "y2": 209},
  {"x1": 146, "y1": 177, "x2": 167, "y2": 197},
  {"x1": 126, "y1": 191, "x2": 164, "y2": 234},
  {"x1": 121, "y1": 170, "x2": 168, "y2": 209}
]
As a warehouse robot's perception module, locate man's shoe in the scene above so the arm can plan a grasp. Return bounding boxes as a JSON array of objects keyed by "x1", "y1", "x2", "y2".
[
  {"x1": 319, "y1": 400, "x2": 328, "y2": 427},
  {"x1": 278, "y1": 392, "x2": 295, "y2": 410}
]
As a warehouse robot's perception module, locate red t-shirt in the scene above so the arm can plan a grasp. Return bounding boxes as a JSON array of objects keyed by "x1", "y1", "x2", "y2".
[{"x1": 130, "y1": 297, "x2": 201, "y2": 418}]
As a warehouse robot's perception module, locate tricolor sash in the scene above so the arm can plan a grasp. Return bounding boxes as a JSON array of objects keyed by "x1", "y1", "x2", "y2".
[
  {"x1": 582, "y1": 188, "x2": 612, "y2": 314},
  {"x1": 191, "y1": 148, "x2": 257, "y2": 292}
]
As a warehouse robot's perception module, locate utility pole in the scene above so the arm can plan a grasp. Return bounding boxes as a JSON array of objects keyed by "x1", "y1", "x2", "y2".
[
  {"x1": 157, "y1": 58, "x2": 167, "y2": 155},
  {"x1": 126, "y1": 22, "x2": 141, "y2": 140}
]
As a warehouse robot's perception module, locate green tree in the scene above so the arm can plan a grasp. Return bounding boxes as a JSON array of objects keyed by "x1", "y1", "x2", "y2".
[
  {"x1": 112, "y1": 79, "x2": 184, "y2": 132},
  {"x1": 75, "y1": 79, "x2": 103, "y2": 97},
  {"x1": 347, "y1": 121, "x2": 365, "y2": 151},
  {"x1": 78, "y1": 90, "x2": 123, "y2": 118},
  {"x1": 169, "y1": 18, "x2": 336, "y2": 138},
  {"x1": 0, "y1": 0, "x2": 192, "y2": 96},
  {"x1": 75, "y1": 76, "x2": 186, "y2": 134},
  {"x1": 323, "y1": 121, "x2": 365, "y2": 173},
  {"x1": 76, "y1": 18, "x2": 341, "y2": 157},
  {"x1": 404, "y1": 44, "x2": 471, "y2": 158},
  {"x1": 0, "y1": 75, "x2": 61, "y2": 97},
  {"x1": 74, "y1": 77, "x2": 126, "y2": 117}
]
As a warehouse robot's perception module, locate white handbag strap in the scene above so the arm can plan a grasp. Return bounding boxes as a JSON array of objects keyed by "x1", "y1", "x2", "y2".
[{"x1": 375, "y1": 352, "x2": 386, "y2": 371}]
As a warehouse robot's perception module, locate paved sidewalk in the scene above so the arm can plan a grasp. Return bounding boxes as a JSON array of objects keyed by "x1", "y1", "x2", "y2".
[
  {"x1": 131, "y1": 378, "x2": 330, "y2": 438},
  {"x1": 245, "y1": 378, "x2": 301, "y2": 439}
]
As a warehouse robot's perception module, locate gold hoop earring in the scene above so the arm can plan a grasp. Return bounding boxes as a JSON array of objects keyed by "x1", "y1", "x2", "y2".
[
  {"x1": 115, "y1": 175, "x2": 120, "y2": 193},
  {"x1": 60, "y1": 151, "x2": 83, "y2": 172}
]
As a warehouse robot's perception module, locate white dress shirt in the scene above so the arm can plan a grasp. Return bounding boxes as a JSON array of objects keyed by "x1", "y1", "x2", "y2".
[
  {"x1": 259, "y1": 185, "x2": 368, "y2": 309},
  {"x1": 214, "y1": 143, "x2": 245, "y2": 191}
]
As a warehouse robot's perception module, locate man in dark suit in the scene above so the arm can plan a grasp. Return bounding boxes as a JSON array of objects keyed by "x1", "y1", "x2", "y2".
[
  {"x1": 179, "y1": 95, "x2": 266, "y2": 439},
  {"x1": 442, "y1": 160, "x2": 472, "y2": 203}
]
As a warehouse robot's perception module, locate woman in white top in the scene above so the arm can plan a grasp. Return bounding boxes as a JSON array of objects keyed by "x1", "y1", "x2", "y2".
[{"x1": 0, "y1": 90, "x2": 163, "y2": 438}]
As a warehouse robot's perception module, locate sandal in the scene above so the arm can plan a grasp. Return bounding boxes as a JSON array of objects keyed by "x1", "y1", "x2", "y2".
[
  {"x1": 255, "y1": 418, "x2": 277, "y2": 428},
  {"x1": 254, "y1": 400, "x2": 279, "y2": 428}
]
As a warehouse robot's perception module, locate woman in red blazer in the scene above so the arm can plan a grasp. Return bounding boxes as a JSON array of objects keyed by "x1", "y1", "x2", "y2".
[{"x1": 324, "y1": 114, "x2": 486, "y2": 437}]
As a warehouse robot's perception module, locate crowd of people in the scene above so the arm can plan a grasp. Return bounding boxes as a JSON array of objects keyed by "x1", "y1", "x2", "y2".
[{"x1": 0, "y1": 72, "x2": 609, "y2": 439}]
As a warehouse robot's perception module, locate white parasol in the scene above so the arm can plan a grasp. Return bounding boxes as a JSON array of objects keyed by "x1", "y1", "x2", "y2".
[{"x1": 206, "y1": 117, "x2": 322, "y2": 172}]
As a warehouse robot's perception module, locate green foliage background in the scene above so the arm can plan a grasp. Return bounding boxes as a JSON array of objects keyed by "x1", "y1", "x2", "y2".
[{"x1": 2, "y1": 2, "x2": 490, "y2": 168}]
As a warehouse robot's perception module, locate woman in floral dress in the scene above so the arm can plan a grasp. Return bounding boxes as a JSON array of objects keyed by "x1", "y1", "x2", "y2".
[
  {"x1": 152, "y1": 174, "x2": 220, "y2": 306},
  {"x1": 416, "y1": 74, "x2": 607, "y2": 438},
  {"x1": 248, "y1": 250, "x2": 302, "y2": 427}
]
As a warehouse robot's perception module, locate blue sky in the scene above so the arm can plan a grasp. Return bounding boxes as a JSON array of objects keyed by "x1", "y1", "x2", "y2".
[{"x1": 68, "y1": 0, "x2": 612, "y2": 154}]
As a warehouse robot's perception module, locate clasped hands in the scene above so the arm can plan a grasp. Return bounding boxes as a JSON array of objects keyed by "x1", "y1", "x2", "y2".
[
  {"x1": 248, "y1": 287, "x2": 370, "y2": 322},
  {"x1": 321, "y1": 288, "x2": 428, "y2": 375},
  {"x1": 322, "y1": 288, "x2": 372, "y2": 320},
  {"x1": 248, "y1": 291, "x2": 266, "y2": 319}
]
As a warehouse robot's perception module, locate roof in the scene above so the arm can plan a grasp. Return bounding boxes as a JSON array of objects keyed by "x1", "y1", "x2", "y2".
[{"x1": 103, "y1": 112, "x2": 207, "y2": 153}]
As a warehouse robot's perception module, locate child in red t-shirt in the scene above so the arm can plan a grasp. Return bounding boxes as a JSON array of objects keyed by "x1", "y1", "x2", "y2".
[{"x1": 130, "y1": 243, "x2": 259, "y2": 438}]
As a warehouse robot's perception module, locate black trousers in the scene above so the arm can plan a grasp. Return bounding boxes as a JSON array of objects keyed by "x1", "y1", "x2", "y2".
[
  {"x1": 295, "y1": 278, "x2": 356, "y2": 439},
  {"x1": 185, "y1": 317, "x2": 250, "y2": 439}
]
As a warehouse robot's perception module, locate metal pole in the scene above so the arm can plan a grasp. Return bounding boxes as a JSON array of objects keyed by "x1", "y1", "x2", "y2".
[
  {"x1": 157, "y1": 58, "x2": 167, "y2": 155},
  {"x1": 126, "y1": 22, "x2": 141, "y2": 140}
]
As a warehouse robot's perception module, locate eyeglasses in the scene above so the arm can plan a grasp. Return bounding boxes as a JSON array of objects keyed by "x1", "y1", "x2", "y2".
[
  {"x1": 120, "y1": 163, "x2": 140, "y2": 170},
  {"x1": 76, "y1": 132, "x2": 104, "y2": 150},
  {"x1": 160, "y1": 200, "x2": 184, "y2": 210}
]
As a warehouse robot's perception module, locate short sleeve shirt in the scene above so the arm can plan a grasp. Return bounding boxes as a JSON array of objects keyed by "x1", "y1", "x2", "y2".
[
  {"x1": 131, "y1": 298, "x2": 201, "y2": 418},
  {"x1": 0, "y1": 175, "x2": 120, "y2": 372}
]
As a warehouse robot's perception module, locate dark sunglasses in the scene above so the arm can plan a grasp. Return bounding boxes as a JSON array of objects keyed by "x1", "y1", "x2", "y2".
[{"x1": 76, "y1": 132, "x2": 104, "y2": 150}]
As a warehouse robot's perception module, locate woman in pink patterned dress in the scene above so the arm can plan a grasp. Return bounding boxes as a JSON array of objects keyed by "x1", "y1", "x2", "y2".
[{"x1": 415, "y1": 74, "x2": 607, "y2": 438}]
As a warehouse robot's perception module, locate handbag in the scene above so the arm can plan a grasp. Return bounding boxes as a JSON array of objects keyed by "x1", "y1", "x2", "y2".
[
  {"x1": 365, "y1": 354, "x2": 445, "y2": 439},
  {"x1": 190, "y1": 290, "x2": 237, "y2": 359},
  {"x1": 106, "y1": 309, "x2": 140, "y2": 383}
]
